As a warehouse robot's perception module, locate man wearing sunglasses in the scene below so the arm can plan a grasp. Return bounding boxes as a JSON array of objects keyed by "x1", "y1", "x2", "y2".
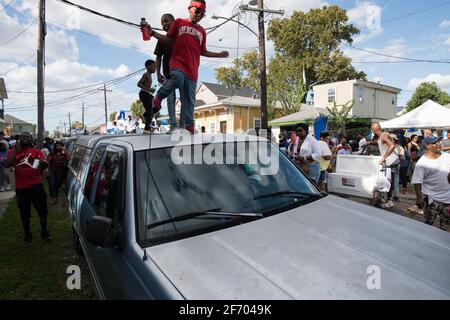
[
  {"x1": 412, "y1": 136, "x2": 450, "y2": 230},
  {"x1": 141, "y1": 1, "x2": 229, "y2": 134}
]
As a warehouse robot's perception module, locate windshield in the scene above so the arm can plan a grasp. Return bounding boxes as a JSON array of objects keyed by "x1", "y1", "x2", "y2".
[{"x1": 135, "y1": 141, "x2": 321, "y2": 243}]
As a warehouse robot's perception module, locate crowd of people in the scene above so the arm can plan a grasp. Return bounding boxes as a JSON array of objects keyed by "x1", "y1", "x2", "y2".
[
  {"x1": 279, "y1": 124, "x2": 450, "y2": 230},
  {"x1": 0, "y1": 132, "x2": 70, "y2": 243}
]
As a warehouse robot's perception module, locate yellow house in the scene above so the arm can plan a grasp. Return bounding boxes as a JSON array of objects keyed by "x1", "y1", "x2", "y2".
[{"x1": 175, "y1": 82, "x2": 282, "y2": 134}]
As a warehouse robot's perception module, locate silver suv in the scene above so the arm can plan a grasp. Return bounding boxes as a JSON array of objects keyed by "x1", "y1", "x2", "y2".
[{"x1": 67, "y1": 133, "x2": 450, "y2": 299}]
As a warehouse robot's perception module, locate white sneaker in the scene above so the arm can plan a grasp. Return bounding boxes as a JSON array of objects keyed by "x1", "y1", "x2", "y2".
[
  {"x1": 5, "y1": 185, "x2": 11, "y2": 191},
  {"x1": 380, "y1": 200, "x2": 393, "y2": 209},
  {"x1": 0, "y1": 186, "x2": 5, "y2": 192},
  {"x1": 166, "y1": 126, "x2": 178, "y2": 134}
]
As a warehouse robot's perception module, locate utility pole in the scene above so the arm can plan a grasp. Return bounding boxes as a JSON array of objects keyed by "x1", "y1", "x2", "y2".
[
  {"x1": 82, "y1": 102, "x2": 85, "y2": 132},
  {"x1": 98, "y1": 84, "x2": 112, "y2": 129},
  {"x1": 37, "y1": 0, "x2": 46, "y2": 147},
  {"x1": 68, "y1": 112, "x2": 72, "y2": 136},
  {"x1": 241, "y1": 1, "x2": 283, "y2": 130}
]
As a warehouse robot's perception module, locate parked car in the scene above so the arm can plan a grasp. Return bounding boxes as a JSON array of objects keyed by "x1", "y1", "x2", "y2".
[{"x1": 67, "y1": 133, "x2": 450, "y2": 300}]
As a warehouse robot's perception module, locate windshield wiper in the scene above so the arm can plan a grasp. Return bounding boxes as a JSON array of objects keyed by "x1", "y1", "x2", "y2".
[
  {"x1": 254, "y1": 191, "x2": 324, "y2": 201},
  {"x1": 147, "y1": 208, "x2": 263, "y2": 230}
]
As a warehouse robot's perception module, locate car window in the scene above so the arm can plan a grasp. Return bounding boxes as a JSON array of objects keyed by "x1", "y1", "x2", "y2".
[
  {"x1": 92, "y1": 148, "x2": 126, "y2": 220},
  {"x1": 69, "y1": 145, "x2": 86, "y2": 175},
  {"x1": 78, "y1": 148, "x2": 92, "y2": 181},
  {"x1": 136, "y1": 141, "x2": 319, "y2": 243},
  {"x1": 84, "y1": 144, "x2": 107, "y2": 199}
]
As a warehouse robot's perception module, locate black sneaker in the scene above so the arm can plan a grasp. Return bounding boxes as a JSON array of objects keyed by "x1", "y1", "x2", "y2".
[
  {"x1": 393, "y1": 196, "x2": 400, "y2": 202},
  {"x1": 41, "y1": 231, "x2": 52, "y2": 241},
  {"x1": 23, "y1": 234, "x2": 32, "y2": 244}
]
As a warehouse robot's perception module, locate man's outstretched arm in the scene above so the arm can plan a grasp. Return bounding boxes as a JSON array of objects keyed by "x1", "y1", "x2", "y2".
[{"x1": 201, "y1": 50, "x2": 229, "y2": 58}]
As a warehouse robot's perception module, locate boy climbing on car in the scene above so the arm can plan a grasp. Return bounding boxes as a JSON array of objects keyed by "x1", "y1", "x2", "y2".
[
  {"x1": 138, "y1": 59, "x2": 156, "y2": 132},
  {"x1": 140, "y1": 0, "x2": 229, "y2": 134}
]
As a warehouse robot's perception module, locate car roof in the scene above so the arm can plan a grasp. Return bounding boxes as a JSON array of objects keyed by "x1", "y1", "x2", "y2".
[{"x1": 73, "y1": 133, "x2": 268, "y2": 151}]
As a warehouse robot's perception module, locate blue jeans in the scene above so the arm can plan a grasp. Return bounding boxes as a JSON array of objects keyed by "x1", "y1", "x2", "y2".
[
  {"x1": 167, "y1": 90, "x2": 177, "y2": 127},
  {"x1": 306, "y1": 161, "x2": 320, "y2": 183},
  {"x1": 156, "y1": 69, "x2": 196, "y2": 126}
]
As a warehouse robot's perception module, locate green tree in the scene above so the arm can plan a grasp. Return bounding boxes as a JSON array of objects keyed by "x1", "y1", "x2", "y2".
[
  {"x1": 267, "y1": 5, "x2": 366, "y2": 88},
  {"x1": 268, "y1": 55, "x2": 307, "y2": 116},
  {"x1": 406, "y1": 82, "x2": 450, "y2": 112},
  {"x1": 130, "y1": 100, "x2": 145, "y2": 119},
  {"x1": 215, "y1": 50, "x2": 260, "y2": 90},
  {"x1": 326, "y1": 100, "x2": 354, "y2": 136},
  {"x1": 215, "y1": 6, "x2": 366, "y2": 119},
  {"x1": 109, "y1": 111, "x2": 117, "y2": 122},
  {"x1": 71, "y1": 121, "x2": 83, "y2": 129}
]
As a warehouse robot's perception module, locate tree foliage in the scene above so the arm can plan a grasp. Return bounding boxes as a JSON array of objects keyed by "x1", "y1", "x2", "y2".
[
  {"x1": 71, "y1": 121, "x2": 83, "y2": 129},
  {"x1": 130, "y1": 100, "x2": 145, "y2": 118},
  {"x1": 406, "y1": 82, "x2": 450, "y2": 112},
  {"x1": 109, "y1": 111, "x2": 117, "y2": 122},
  {"x1": 326, "y1": 100, "x2": 354, "y2": 136},
  {"x1": 215, "y1": 50, "x2": 260, "y2": 91},
  {"x1": 267, "y1": 5, "x2": 366, "y2": 88},
  {"x1": 215, "y1": 5, "x2": 367, "y2": 119}
]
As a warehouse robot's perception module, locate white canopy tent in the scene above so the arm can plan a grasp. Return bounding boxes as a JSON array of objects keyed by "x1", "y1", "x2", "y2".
[{"x1": 380, "y1": 100, "x2": 450, "y2": 129}]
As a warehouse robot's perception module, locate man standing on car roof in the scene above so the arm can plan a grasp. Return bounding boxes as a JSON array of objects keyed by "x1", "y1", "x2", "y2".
[{"x1": 141, "y1": 0, "x2": 229, "y2": 134}]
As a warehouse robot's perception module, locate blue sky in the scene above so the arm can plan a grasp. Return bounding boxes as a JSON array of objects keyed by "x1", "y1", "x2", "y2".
[{"x1": 0, "y1": 0, "x2": 449, "y2": 133}]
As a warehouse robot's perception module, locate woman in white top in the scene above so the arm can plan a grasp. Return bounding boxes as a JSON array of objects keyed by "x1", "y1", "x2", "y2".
[{"x1": 288, "y1": 124, "x2": 321, "y2": 183}]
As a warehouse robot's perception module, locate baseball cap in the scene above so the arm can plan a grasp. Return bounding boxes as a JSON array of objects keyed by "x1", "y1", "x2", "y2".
[
  {"x1": 422, "y1": 136, "x2": 441, "y2": 145},
  {"x1": 390, "y1": 133, "x2": 398, "y2": 140}
]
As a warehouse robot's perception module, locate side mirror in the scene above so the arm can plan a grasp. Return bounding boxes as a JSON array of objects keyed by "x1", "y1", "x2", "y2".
[{"x1": 86, "y1": 216, "x2": 117, "y2": 248}]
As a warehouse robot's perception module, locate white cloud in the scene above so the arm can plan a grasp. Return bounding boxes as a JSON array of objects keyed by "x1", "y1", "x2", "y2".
[
  {"x1": 439, "y1": 20, "x2": 450, "y2": 29},
  {"x1": 2, "y1": 0, "x2": 329, "y2": 131},
  {"x1": 445, "y1": 37, "x2": 450, "y2": 46},
  {"x1": 407, "y1": 74, "x2": 450, "y2": 92},
  {"x1": 347, "y1": 1, "x2": 383, "y2": 44}
]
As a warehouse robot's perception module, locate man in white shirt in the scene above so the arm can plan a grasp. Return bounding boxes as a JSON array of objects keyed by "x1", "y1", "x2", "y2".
[
  {"x1": 356, "y1": 132, "x2": 368, "y2": 155},
  {"x1": 125, "y1": 115, "x2": 136, "y2": 134},
  {"x1": 412, "y1": 136, "x2": 450, "y2": 229},
  {"x1": 287, "y1": 124, "x2": 321, "y2": 183}
]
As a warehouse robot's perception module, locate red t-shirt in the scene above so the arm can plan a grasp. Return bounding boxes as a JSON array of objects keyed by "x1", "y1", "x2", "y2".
[
  {"x1": 8, "y1": 148, "x2": 46, "y2": 189},
  {"x1": 167, "y1": 18, "x2": 207, "y2": 81}
]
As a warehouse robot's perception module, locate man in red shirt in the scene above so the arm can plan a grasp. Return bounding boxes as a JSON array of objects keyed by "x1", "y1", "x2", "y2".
[
  {"x1": 4, "y1": 132, "x2": 51, "y2": 243},
  {"x1": 141, "y1": 0, "x2": 229, "y2": 134}
]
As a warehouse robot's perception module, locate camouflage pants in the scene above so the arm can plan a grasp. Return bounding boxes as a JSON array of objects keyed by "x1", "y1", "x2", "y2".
[{"x1": 424, "y1": 200, "x2": 450, "y2": 229}]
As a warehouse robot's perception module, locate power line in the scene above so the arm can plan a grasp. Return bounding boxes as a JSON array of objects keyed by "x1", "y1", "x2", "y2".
[
  {"x1": 1, "y1": 68, "x2": 144, "y2": 95},
  {"x1": 47, "y1": 19, "x2": 154, "y2": 53},
  {"x1": 5, "y1": 68, "x2": 144, "y2": 111},
  {"x1": 343, "y1": 43, "x2": 450, "y2": 64},
  {"x1": 53, "y1": 0, "x2": 235, "y2": 34},
  {"x1": 361, "y1": 1, "x2": 450, "y2": 31},
  {"x1": 53, "y1": 0, "x2": 152, "y2": 29},
  {"x1": 0, "y1": 0, "x2": 17, "y2": 13},
  {"x1": 1, "y1": 53, "x2": 36, "y2": 76},
  {"x1": 0, "y1": 18, "x2": 37, "y2": 47}
]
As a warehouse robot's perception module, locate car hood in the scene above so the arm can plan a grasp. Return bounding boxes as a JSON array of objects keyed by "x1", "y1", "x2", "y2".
[{"x1": 148, "y1": 195, "x2": 450, "y2": 299}]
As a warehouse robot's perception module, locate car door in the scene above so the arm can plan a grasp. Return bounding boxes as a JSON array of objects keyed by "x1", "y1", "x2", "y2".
[
  {"x1": 82, "y1": 145, "x2": 146, "y2": 299},
  {"x1": 78, "y1": 144, "x2": 107, "y2": 236}
]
